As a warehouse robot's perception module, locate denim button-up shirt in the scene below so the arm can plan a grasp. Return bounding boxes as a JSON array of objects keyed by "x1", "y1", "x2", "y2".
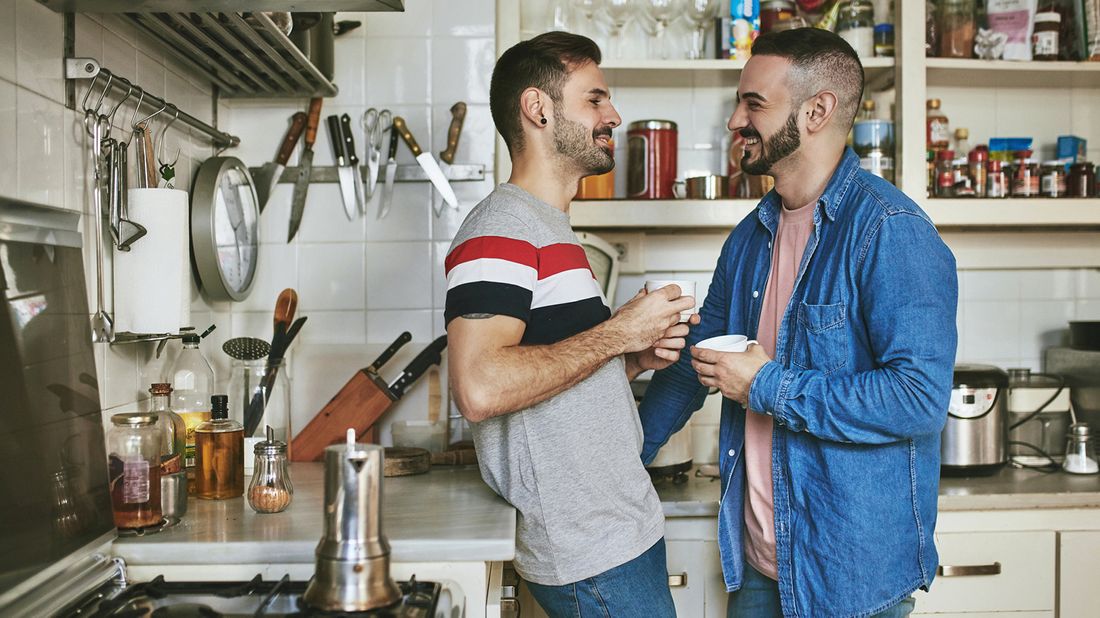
[{"x1": 640, "y1": 149, "x2": 958, "y2": 617}]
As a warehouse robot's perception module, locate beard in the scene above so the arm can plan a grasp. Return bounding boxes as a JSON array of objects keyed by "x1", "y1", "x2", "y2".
[
  {"x1": 553, "y1": 109, "x2": 615, "y2": 176},
  {"x1": 741, "y1": 109, "x2": 801, "y2": 175}
]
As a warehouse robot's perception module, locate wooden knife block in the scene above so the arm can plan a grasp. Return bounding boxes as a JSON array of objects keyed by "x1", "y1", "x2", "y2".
[{"x1": 290, "y1": 370, "x2": 395, "y2": 461}]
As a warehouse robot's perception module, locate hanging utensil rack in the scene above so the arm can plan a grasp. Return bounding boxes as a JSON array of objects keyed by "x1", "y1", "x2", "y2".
[{"x1": 66, "y1": 58, "x2": 240, "y2": 148}]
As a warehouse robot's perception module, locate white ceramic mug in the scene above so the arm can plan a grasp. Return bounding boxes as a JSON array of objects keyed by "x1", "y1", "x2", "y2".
[
  {"x1": 695, "y1": 334, "x2": 758, "y2": 352},
  {"x1": 645, "y1": 279, "x2": 697, "y2": 323}
]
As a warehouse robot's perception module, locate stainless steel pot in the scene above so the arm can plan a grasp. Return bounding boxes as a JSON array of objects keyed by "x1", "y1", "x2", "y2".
[{"x1": 941, "y1": 364, "x2": 1008, "y2": 476}]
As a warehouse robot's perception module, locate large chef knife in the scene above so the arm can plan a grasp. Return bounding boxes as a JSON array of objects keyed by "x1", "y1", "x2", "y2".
[
  {"x1": 288, "y1": 97, "x2": 324, "y2": 242},
  {"x1": 340, "y1": 113, "x2": 367, "y2": 216},
  {"x1": 378, "y1": 123, "x2": 400, "y2": 219},
  {"x1": 326, "y1": 113, "x2": 357, "y2": 221},
  {"x1": 433, "y1": 101, "x2": 467, "y2": 216},
  {"x1": 392, "y1": 116, "x2": 458, "y2": 209},
  {"x1": 388, "y1": 334, "x2": 448, "y2": 398},
  {"x1": 254, "y1": 111, "x2": 307, "y2": 213}
]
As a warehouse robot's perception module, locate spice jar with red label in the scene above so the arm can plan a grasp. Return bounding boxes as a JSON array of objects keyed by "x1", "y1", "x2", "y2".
[
  {"x1": 987, "y1": 160, "x2": 1009, "y2": 198},
  {"x1": 627, "y1": 120, "x2": 678, "y2": 199},
  {"x1": 935, "y1": 149, "x2": 956, "y2": 198},
  {"x1": 969, "y1": 146, "x2": 988, "y2": 198},
  {"x1": 1011, "y1": 151, "x2": 1040, "y2": 197}
]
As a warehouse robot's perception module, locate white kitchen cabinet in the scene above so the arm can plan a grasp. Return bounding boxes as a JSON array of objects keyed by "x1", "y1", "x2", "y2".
[{"x1": 1057, "y1": 531, "x2": 1100, "y2": 617}]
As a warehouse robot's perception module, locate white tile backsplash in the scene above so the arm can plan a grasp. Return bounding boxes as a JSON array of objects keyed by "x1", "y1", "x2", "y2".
[
  {"x1": 298, "y1": 243, "x2": 367, "y2": 311},
  {"x1": 364, "y1": 37, "x2": 431, "y2": 105},
  {"x1": 0, "y1": 2, "x2": 15, "y2": 84},
  {"x1": 430, "y1": 37, "x2": 495, "y2": 105},
  {"x1": 365, "y1": 241, "x2": 433, "y2": 310},
  {"x1": 433, "y1": 0, "x2": 495, "y2": 37},
  {"x1": 16, "y1": 86, "x2": 65, "y2": 208},
  {"x1": 15, "y1": 0, "x2": 63, "y2": 103},
  {"x1": 0, "y1": 80, "x2": 16, "y2": 201},
  {"x1": 367, "y1": 309, "x2": 436, "y2": 344}
]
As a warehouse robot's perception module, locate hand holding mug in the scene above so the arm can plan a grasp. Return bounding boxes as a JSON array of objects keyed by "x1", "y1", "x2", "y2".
[{"x1": 691, "y1": 335, "x2": 771, "y2": 406}]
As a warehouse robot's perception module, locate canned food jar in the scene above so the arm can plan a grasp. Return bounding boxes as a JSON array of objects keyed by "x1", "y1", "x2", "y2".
[
  {"x1": 761, "y1": 0, "x2": 797, "y2": 34},
  {"x1": 1012, "y1": 156, "x2": 1040, "y2": 198},
  {"x1": 1067, "y1": 162, "x2": 1096, "y2": 198},
  {"x1": 627, "y1": 120, "x2": 678, "y2": 199},
  {"x1": 987, "y1": 160, "x2": 1008, "y2": 198},
  {"x1": 1040, "y1": 162, "x2": 1066, "y2": 198}
]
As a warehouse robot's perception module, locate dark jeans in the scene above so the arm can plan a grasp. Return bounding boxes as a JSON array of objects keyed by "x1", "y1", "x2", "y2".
[
  {"x1": 727, "y1": 562, "x2": 916, "y2": 617},
  {"x1": 525, "y1": 538, "x2": 676, "y2": 618}
]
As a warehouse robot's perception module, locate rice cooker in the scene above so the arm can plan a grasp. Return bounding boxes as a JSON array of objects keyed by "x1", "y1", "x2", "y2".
[{"x1": 942, "y1": 364, "x2": 1008, "y2": 476}]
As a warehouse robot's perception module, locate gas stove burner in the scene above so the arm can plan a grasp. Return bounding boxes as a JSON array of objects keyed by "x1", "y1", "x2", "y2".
[
  {"x1": 151, "y1": 603, "x2": 221, "y2": 617},
  {"x1": 115, "y1": 518, "x2": 170, "y2": 537}
]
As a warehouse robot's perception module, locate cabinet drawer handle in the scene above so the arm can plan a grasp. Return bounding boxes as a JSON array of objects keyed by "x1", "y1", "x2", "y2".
[
  {"x1": 668, "y1": 572, "x2": 688, "y2": 588},
  {"x1": 937, "y1": 562, "x2": 1002, "y2": 577}
]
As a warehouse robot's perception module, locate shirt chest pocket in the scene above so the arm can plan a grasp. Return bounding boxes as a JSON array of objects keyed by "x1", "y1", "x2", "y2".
[{"x1": 791, "y1": 301, "x2": 849, "y2": 375}]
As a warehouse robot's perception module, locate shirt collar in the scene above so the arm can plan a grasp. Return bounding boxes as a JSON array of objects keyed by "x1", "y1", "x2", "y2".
[{"x1": 756, "y1": 147, "x2": 861, "y2": 230}]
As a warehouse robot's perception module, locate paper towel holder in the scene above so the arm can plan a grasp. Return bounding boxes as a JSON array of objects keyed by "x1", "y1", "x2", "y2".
[{"x1": 111, "y1": 324, "x2": 216, "y2": 357}]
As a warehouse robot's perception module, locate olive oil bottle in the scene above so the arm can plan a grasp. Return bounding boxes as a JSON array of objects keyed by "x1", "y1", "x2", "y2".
[{"x1": 194, "y1": 395, "x2": 244, "y2": 500}]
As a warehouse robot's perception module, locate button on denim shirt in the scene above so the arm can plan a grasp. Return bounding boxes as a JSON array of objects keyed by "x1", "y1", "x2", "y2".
[{"x1": 640, "y1": 149, "x2": 958, "y2": 617}]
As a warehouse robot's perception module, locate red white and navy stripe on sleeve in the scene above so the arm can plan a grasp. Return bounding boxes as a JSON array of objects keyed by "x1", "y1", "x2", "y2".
[{"x1": 444, "y1": 235, "x2": 611, "y2": 345}]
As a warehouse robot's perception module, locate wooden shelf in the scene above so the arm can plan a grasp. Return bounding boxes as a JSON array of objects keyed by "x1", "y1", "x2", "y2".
[
  {"x1": 569, "y1": 198, "x2": 1100, "y2": 229},
  {"x1": 926, "y1": 58, "x2": 1100, "y2": 88}
]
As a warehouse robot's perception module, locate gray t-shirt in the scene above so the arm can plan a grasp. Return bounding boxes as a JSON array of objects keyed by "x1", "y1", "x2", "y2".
[{"x1": 443, "y1": 183, "x2": 664, "y2": 586}]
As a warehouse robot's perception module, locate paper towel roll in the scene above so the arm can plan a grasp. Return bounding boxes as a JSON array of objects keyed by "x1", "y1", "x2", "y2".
[{"x1": 114, "y1": 188, "x2": 189, "y2": 334}]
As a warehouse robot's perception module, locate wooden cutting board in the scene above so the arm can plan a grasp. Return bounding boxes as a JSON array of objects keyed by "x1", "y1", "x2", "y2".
[{"x1": 383, "y1": 447, "x2": 431, "y2": 477}]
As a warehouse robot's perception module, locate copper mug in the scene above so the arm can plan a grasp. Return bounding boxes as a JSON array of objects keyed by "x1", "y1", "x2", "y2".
[{"x1": 673, "y1": 175, "x2": 731, "y2": 199}]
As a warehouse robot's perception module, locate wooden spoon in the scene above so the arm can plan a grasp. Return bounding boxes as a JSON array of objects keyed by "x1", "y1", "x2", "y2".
[{"x1": 273, "y1": 288, "x2": 298, "y2": 341}]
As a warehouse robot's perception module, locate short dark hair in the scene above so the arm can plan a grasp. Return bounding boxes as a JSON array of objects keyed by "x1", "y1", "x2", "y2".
[
  {"x1": 490, "y1": 31, "x2": 602, "y2": 153},
  {"x1": 751, "y1": 28, "x2": 865, "y2": 130}
]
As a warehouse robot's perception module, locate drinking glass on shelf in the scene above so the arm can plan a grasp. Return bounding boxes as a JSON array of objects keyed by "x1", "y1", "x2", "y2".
[
  {"x1": 641, "y1": 0, "x2": 683, "y2": 59},
  {"x1": 548, "y1": 0, "x2": 573, "y2": 32},
  {"x1": 603, "y1": 0, "x2": 637, "y2": 58},
  {"x1": 684, "y1": 0, "x2": 720, "y2": 59},
  {"x1": 572, "y1": 0, "x2": 603, "y2": 39}
]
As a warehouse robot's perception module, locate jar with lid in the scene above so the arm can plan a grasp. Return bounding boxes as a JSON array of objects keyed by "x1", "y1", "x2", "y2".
[
  {"x1": 228, "y1": 358, "x2": 291, "y2": 475},
  {"x1": 1063, "y1": 423, "x2": 1098, "y2": 474},
  {"x1": 987, "y1": 160, "x2": 1009, "y2": 198},
  {"x1": 627, "y1": 120, "x2": 677, "y2": 200},
  {"x1": 938, "y1": 0, "x2": 976, "y2": 58},
  {"x1": 925, "y1": 0, "x2": 939, "y2": 57},
  {"x1": 1040, "y1": 162, "x2": 1066, "y2": 198},
  {"x1": 968, "y1": 146, "x2": 988, "y2": 198},
  {"x1": 107, "y1": 413, "x2": 163, "y2": 529},
  {"x1": 194, "y1": 395, "x2": 245, "y2": 500},
  {"x1": 1011, "y1": 152, "x2": 1040, "y2": 197},
  {"x1": 760, "y1": 0, "x2": 796, "y2": 34},
  {"x1": 926, "y1": 99, "x2": 950, "y2": 152},
  {"x1": 874, "y1": 23, "x2": 894, "y2": 57},
  {"x1": 149, "y1": 383, "x2": 185, "y2": 467},
  {"x1": 952, "y1": 157, "x2": 974, "y2": 197},
  {"x1": 248, "y1": 426, "x2": 294, "y2": 514},
  {"x1": 1068, "y1": 162, "x2": 1096, "y2": 197},
  {"x1": 935, "y1": 150, "x2": 956, "y2": 198},
  {"x1": 836, "y1": 0, "x2": 875, "y2": 58},
  {"x1": 1032, "y1": 12, "x2": 1061, "y2": 61}
]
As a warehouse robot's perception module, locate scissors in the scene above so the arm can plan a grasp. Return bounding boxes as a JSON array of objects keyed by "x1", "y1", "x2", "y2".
[{"x1": 362, "y1": 108, "x2": 392, "y2": 204}]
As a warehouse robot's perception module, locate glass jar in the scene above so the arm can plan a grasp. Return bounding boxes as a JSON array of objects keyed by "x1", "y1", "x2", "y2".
[
  {"x1": 248, "y1": 429, "x2": 293, "y2": 514},
  {"x1": 836, "y1": 0, "x2": 875, "y2": 58},
  {"x1": 195, "y1": 395, "x2": 245, "y2": 500},
  {"x1": 107, "y1": 413, "x2": 163, "y2": 529},
  {"x1": 1040, "y1": 162, "x2": 1067, "y2": 198},
  {"x1": 987, "y1": 160, "x2": 1008, "y2": 198},
  {"x1": 935, "y1": 149, "x2": 956, "y2": 198},
  {"x1": 1063, "y1": 423, "x2": 1098, "y2": 474},
  {"x1": 953, "y1": 156, "x2": 975, "y2": 197},
  {"x1": 968, "y1": 146, "x2": 988, "y2": 198},
  {"x1": 938, "y1": 0, "x2": 975, "y2": 58},
  {"x1": 874, "y1": 23, "x2": 894, "y2": 57},
  {"x1": 1011, "y1": 153, "x2": 1040, "y2": 197},
  {"x1": 149, "y1": 383, "x2": 185, "y2": 468},
  {"x1": 925, "y1": 0, "x2": 939, "y2": 57},
  {"x1": 926, "y1": 99, "x2": 950, "y2": 152},
  {"x1": 169, "y1": 332, "x2": 215, "y2": 474},
  {"x1": 228, "y1": 358, "x2": 291, "y2": 474},
  {"x1": 1067, "y1": 162, "x2": 1096, "y2": 198},
  {"x1": 1032, "y1": 11, "x2": 1061, "y2": 61},
  {"x1": 761, "y1": 0, "x2": 797, "y2": 34}
]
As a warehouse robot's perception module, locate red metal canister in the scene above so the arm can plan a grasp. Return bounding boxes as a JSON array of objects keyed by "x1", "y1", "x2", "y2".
[{"x1": 627, "y1": 120, "x2": 678, "y2": 199}]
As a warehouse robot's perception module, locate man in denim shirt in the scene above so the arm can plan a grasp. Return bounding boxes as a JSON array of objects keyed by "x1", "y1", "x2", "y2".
[{"x1": 639, "y1": 29, "x2": 958, "y2": 617}]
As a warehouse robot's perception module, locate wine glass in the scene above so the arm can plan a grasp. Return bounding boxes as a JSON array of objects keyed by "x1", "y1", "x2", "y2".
[
  {"x1": 603, "y1": 0, "x2": 637, "y2": 58},
  {"x1": 572, "y1": 0, "x2": 602, "y2": 39},
  {"x1": 640, "y1": 0, "x2": 683, "y2": 60},
  {"x1": 683, "y1": 0, "x2": 720, "y2": 60}
]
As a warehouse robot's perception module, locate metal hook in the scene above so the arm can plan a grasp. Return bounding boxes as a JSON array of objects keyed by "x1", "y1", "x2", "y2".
[
  {"x1": 127, "y1": 87, "x2": 146, "y2": 130},
  {"x1": 80, "y1": 71, "x2": 103, "y2": 113},
  {"x1": 89, "y1": 72, "x2": 114, "y2": 116},
  {"x1": 134, "y1": 98, "x2": 167, "y2": 130},
  {"x1": 156, "y1": 105, "x2": 181, "y2": 167},
  {"x1": 102, "y1": 79, "x2": 133, "y2": 139}
]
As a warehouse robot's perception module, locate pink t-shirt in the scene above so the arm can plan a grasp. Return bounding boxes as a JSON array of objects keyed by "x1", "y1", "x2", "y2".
[{"x1": 743, "y1": 200, "x2": 815, "y2": 581}]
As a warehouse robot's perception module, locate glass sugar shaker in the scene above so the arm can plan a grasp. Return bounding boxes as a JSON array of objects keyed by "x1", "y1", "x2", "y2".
[
  {"x1": 1063, "y1": 423, "x2": 1099, "y2": 475},
  {"x1": 247, "y1": 426, "x2": 294, "y2": 514}
]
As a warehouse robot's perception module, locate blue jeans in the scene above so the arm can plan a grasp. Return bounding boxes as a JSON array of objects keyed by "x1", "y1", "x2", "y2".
[
  {"x1": 727, "y1": 563, "x2": 916, "y2": 618},
  {"x1": 525, "y1": 538, "x2": 676, "y2": 618}
]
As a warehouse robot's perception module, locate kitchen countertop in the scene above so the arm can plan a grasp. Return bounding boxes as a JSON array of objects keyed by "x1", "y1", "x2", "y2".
[
  {"x1": 652, "y1": 465, "x2": 1100, "y2": 517},
  {"x1": 112, "y1": 464, "x2": 516, "y2": 566}
]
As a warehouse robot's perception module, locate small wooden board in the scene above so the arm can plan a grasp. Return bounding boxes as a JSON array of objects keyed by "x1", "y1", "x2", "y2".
[{"x1": 383, "y1": 447, "x2": 431, "y2": 477}]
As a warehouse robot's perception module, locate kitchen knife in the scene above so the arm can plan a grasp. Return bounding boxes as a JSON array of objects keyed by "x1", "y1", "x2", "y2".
[
  {"x1": 378, "y1": 123, "x2": 400, "y2": 219},
  {"x1": 433, "y1": 102, "x2": 467, "y2": 216},
  {"x1": 254, "y1": 111, "x2": 307, "y2": 213},
  {"x1": 326, "y1": 113, "x2": 357, "y2": 221},
  {"x1": 392, "y1": 116, "x2": 458, "y2": 209},
  {"x1": 388, "y1": 334, "x2": 448, "y2": 398},
  {"x1": 288, "y1": 97, "x2": 324, "y2": 242},
  {"x1": 368, "y1": 330, "x2": 412, "y2": 373},
  {"x1": 340, "y1": 113, "x2": 367, "y2": 216}
]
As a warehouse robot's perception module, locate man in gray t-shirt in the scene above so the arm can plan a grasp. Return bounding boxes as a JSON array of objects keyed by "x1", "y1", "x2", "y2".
[{"x1": 445, "y1": 33, "x2": 697, "y2": 617}]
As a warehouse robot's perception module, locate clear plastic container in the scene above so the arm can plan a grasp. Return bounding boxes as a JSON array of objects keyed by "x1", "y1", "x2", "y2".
[
  {"x1": 1063, "y1": 423, "x2": 1099, "y2": 474},
  {"x1": 391, "y1": 420, "x2": 447, "y2": 453},
  {"x1": 836, "y1": 0, "x2": 875, "y2": 58}
]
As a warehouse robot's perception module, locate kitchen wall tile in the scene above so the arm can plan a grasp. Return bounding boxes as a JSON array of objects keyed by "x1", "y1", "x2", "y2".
[
  {"x1": 960, "y1": 270, "x2": 1021, "y2": 301},
  {"x1": 926, "y1": 86, "x2": 997, "y2": 149},
  {"x1": 614, "y1": 274, "x2": 648, "y2": 309},
  {"x1": 74, "y1": 16, "x2": 103, "y2": 68},
  {"x1": 367, "y1": 182, "x2": 433, "y2": 241},
  {"x1": 330, "y1": 34, "x2": 366, "y2": 107},
  {"x1": 366, "y1": 309, "x2": 436, "y2": 344},
  {"x1": 1077, "y1": 269, "x2": 1100, "y2": 299},
  {"x1": 1019, "y1": 269, "x2": 1076, "y2": 300},
  {"x1": 298, "y1": 183, "x2": 369, "y2": 243},
  {"x1": 433, "y1": 0, "x2": 494, "y2": 37},
  {"x1": 430, "y1": 103, "x2": 495, "y2": 175},
  {"x1": 364, "y1": 37, "x2": 430, "y2": 105},
  {"x1": 1018, "y1": 300, "x2": 1074, "y2": 353},
  {"x1": 15, "y1": 0, "x2": 63, "y2": 104},
  {"x1": 432, "y1": 309, "x2": 446, "y2": 337},
  {"x1": 430, "y1": 240, "x2": 451, "y2": 308},
  {"x1": 0, "y1": 2, "x2": 15, "y2": 84},
  {"x1": 961, "y1": 300, "x2": 1020, "y2": 362},
  {"x1": 364, "y1": 1, "x2": 434, "y2": 38},
  {"x1": 61, "y1": 107, "x2": 87, "y2": 214},
  {"x1": 101, "y1": 344, "x2": 141, "y2": 410},
  {"x1": 101, "y1": 28, "x2": 137, "y2": 96},
  {"x1": 432, "y1": 177, "x2": 493, "y2": 241},
  {"x1": 294, "y1": 311, "x2": 368, "y2": 345},
  {"x1": 298, "y1": 242, "x2": 366, "y2": 311},
  {"x1": 645, "y1": 233, "x2": 725, "y2": 272},
  {"x1": 1076, "y1": 299, "x2": 1100, "y2": 320},
  {"x1": 365, "y1": 241, "x2": 433, "y2": 310},
  {"x1": 238, "y1": 242, "x2": 298, "y2": 312},
  {"x1": 995, "y1": 88, "x2": 1071, "y2": 161},
  {"x1": 0, "y1": 80, "x2": 16, "y2": 201},
  {"x1": 16, "y1": 86, "x2": 65, "y2": 209},
  {"x1": 258, "y1": 187, "x2": 293, "y2": 244},
  {"x1": 223, "y1": 103, "x2": 300, "y2": 169},
  {"x1": 431, "y1": 37, "x2": 495, "y2": 105},
  {"x1": 678, "y1": 147, "x2": 725, "y2": 177},
  {"x1": 613, "y1": 85, "x2": 694, "y2": 135},
  {"x1": 134, "y1": 51, "x2": 167, "y2": 116}
]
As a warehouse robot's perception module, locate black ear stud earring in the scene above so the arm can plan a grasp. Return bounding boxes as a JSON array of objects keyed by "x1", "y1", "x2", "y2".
[{"x1": 540, "y1": 116, "x2": 547, "y2": 125}]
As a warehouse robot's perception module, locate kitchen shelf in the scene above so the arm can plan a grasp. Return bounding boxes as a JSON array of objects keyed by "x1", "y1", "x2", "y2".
[
  {"x1": 569, "y1": 198, "x2": 1100, "y2": 229},
  {"x1": 926, "y1": 58, "x2": 1100, "y2": 88},
  {"x1": 39, "y1": 1, "x2": 404, "y2": 11},
  {"x1": 600, "y1": 57, "x2": 896, "y2": 90}
]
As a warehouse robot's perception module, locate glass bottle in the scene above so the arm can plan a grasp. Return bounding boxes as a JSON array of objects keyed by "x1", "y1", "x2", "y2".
[
  {"x1": 953, "y1": 128, "x2": 971, "y2": 158},
  {"x1": 194, "y1": 395, "x2": 244, "y2": 500},
  {"x1": 228, "y1": 358, "x2": 292, "y2": 474},
  {"x1": 938, "y1": 0, "x2": 976, "y2": 58},
  {"x1": 926, "y1": 99, "x2": 950, "y2": 152},
  {"x1": 248, "y1": 426, "x2": 294, "y2": 514},
  {"x1": 969, "y1": 145, "x2": 988, "y2": 198},
  {"x1": 169, "y1": 332, "x2": 215, "y2": 479},
  {"x1": 836, "y1": 0, "x2": 875, "y2": 58},
  {"x1": 150, "y1": 383, "x2": 185, "y2": 465},
  {"x1": 1063, "y1": 423, "x2": 1099, "y2": 474},
  {"x1": 935, "y1": 149, "x2": 957, "y2": 198},
  {"x1": 107, "y1": 413, "x2": 163, "y2": 529},
  {"x1": 925, "y1": 0, "x2": 939, "y2": 57},
  {"x1": 859, "y1": 99, "x2": 876, "y2": 121}
]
